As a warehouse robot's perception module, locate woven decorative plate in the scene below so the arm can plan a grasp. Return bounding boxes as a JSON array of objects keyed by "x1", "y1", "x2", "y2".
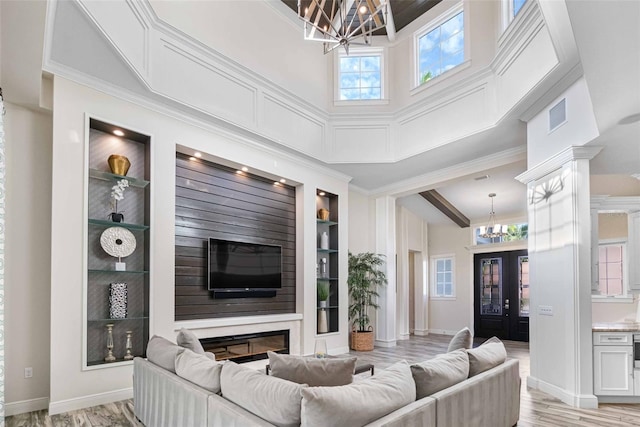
[{"x1": 100, "y1": 227, "x2": 136, "y2": 258}]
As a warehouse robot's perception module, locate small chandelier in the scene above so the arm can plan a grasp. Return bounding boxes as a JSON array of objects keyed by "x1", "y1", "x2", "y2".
[
  {"x1": 479, "y1": 193, "x2": 508, "y2": 239},
  {"x1": 297, "y1": 0, "x2": 389, "y2": 55}
]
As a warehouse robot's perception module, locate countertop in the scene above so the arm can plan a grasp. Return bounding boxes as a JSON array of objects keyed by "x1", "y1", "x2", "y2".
[{"x1": 592, "y1": 322, "x2": 640, "y2": 332}]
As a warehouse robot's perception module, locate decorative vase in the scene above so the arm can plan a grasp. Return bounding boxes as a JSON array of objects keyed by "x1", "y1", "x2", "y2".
[
  {"x1": 105, "y1": 324, "x2": 116, "y2": 362},
  {"x1": 109, "y1": 212, "x2": 124, "y2": 223},
  {"x1": 109, "y1": 282, "x2": 128, "y2": 319},
  {"x1": 108, "y1": 154, "x2": 131, "y2": 176},
  {"x1": 318, "y1": 309, "x2": 329, "y2": 334},
  {"x1": 318, "y1": 209, "x2": 330, "y2": 221},
  {"x1": 314, "y1": 339, "x2": 327, "y2": 359},
  {"x1": 320, "y1": 231, "x2": 329, "y2": 250}
]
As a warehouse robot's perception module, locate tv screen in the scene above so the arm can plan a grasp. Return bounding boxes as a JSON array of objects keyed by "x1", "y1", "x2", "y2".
[{"x1": 208, "y1": 238, "x2": 282, "y2": 291}]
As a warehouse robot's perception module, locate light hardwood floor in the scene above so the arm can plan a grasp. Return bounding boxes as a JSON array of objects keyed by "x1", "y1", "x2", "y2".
[{"x1": 6, "y1": 333, "x2": 640, "y2": 426}]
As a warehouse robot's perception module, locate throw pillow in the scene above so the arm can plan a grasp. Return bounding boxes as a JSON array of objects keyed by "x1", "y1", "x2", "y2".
[
  {"x1": 146, "y1": 335, "x2": 181, "y2": 373},
  {"x1": 176, "y1": 328, "x2": 205, "y2": 354},
  {"x1": 220, "y1": 361, "x2": 307, "y2": 427},
  {"x1": 467, "y1": 336, "x2": 507, "y2": 377},
  {"x1": 300, "y1": 360, "x2": 416, "y2": 427},
  {"x1": 447, "y1": 327, "x2": 472, "y2": 352},
  {"x1": 175, "y1": 347, "x2": 223, "y2": 393},
  {"x1": 268, "y1": 351, "x2": 357, "y2": 386},
  {"x1": 410, "y1": 350, "x2": 469, "y2": 399}
]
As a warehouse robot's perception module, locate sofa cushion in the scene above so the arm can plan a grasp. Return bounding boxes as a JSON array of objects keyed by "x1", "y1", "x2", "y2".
[
  {"x1": 467, "y1": 336, "x2": 507, "y2": 377},
  {"x1": 410, "y1": 349, "x2": 469, "y2": 399},
  {"x1": 147, "y1": 335, "x2": 181, "y2": 373},
  {"x1": 174, "y1": 347, "x2": 223, "y2": 393},
  {"x1": 176, "y1": 328, "x2": 206, "y2": 355},
  {"x1": 300, "y1": 360, "x2": 416, "y2": 427},
  {"x1": 447, "y1": 327, "x2": 472, "y2": 352},
  {"x1": 268, "y1": 351, "x2": 357, "y2": 386},
  {"x1": 220, "y1": 361, "x2": 307, "y2": 427}
]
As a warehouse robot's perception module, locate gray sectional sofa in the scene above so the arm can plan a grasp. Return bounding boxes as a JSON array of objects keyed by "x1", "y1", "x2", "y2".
[{"x1": 133, "y1": 347, "x2": 521, "y2": 427}]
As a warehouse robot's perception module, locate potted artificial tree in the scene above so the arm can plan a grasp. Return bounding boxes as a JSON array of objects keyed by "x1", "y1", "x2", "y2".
[{"x1": 348, "y1": 252, "x2": 387, "y2": 351}]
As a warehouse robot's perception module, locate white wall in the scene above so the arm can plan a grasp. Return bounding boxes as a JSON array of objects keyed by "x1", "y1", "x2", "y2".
[
  {"x1": 149, "y1": 0, "x2": 330, "y2": 108},
  {"x1": 527, "y1": 77, "x2": 599, "y2": 168},
  {"x1": 427, "y1": 222, "x2": 472, "y2": 334},
  {"x1": 348, "y1": 189, "x2": 373, "y2": 254},
  {"x1": 49, "y1": 76, "x2": 351, "y2": 413},
  {"x1": 4, "y1": 102, "x2": 52, "y2": 412}
]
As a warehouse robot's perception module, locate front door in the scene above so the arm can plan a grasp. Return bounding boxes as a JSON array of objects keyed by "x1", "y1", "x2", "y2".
[{"x1": 474, "y1": 250, "x2": 529, "y2": 342}]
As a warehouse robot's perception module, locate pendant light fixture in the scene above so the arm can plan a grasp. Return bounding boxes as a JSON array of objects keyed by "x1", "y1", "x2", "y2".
[{"x1": 479, "y1": 193, "x2": 507, "y2": 239}]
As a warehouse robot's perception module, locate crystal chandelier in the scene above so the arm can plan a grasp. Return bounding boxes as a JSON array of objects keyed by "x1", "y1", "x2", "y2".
[
  {"x1": 297, "y1": 0, "x2": 389, "y2": 55},
  {"x1": 479, "y1": 193, "x2": 507, "y2": 239}
]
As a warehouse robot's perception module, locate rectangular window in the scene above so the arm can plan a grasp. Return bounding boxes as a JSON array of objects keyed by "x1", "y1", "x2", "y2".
[
  {"x1": 339, "y1": 54, "x2": 382, "y2": 100},
  {"x1": 598, "y1": 243, "x2": 625, "y2": 296},
  {"x1": 475, "y1": 223, "x2": 528, "y2": 245},
  {"x1": 416, "y1": 7, "x2": 464, "y2": 85},
  {"x1": 432, "y1": 256, "x2": 455, "y2": 298}
]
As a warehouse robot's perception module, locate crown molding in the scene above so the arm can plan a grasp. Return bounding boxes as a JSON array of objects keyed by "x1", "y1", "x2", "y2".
[
  {"x1": 590, "y1": 195, "x2": 640, "y2": 212},
  {"x1": 516, "y1": 145, "x2": 603, "y2": 184}
]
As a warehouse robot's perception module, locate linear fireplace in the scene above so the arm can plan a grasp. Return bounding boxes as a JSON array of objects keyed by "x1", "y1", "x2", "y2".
[{"x1": 199, "y1": 330, "x2": 290, "y2": 363}]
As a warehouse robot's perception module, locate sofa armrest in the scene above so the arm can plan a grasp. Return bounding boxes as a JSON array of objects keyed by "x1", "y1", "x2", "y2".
[
  {"x1": 207, "y1": 393, "x2": 276, "y2": 427},
  {"x1": 364, "y1": 396, "x2": 436, "y2": 427},
  {"x1": 430, "y1": 358, "x2": 520, "y2": 427},
  {"x1": 134, "y1": 357, "x2": 213, "y2": 427}
]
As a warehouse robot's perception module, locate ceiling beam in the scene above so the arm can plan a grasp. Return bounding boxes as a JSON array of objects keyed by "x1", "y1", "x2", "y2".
[
  {"x1": 419, "y1": 190, "x2": 470, "y2": 228},
  {"x1": 384, "y1": 0, "x2": 396, "y2": 42}
]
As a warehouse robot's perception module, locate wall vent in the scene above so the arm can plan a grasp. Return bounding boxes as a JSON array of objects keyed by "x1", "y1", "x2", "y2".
[{"x1": 549, "y1": 98, "x2": 567, "y2": 131}]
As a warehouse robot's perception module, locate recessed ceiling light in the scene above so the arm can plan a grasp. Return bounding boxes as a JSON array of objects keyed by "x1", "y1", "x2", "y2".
[
  {"x1": 236, "y1": 170, "x2": 243, "y2": 174},
  {"x1": 274, "y1": 181, "x2": 280, "y2": 185},
  {"x1": 113, "y1": 129, "x2": 125, "y2": 137},
  {"x1": 359, "y1": 5, "x2": 368, "y2": 13},
  {"x1": 318, "y1": 191, "x2": 326, "y2": 196},
  {"x1": 189, "y1": 156, "x2": 196, "y2": 161},
  {"x1": 194, "y1": 152, "x2": 202, "y2": 158},
  {"x1": 280, "y1": 178, "x2": 286, "y2": 183},
  {"x1": 474, "y1": 175, "x2": 490, "y2": 181},
  {"x1": 242, "y1": 166, "x2": 248, "y2": 172}
]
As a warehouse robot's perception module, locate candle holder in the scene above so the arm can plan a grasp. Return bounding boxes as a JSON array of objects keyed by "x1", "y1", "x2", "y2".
[
  {"x1": 124, "y1": 330, "x2": 134, "y2": 360},
  {"x1": 105, "y1": 324, "x2": 116, "y2": 362}
]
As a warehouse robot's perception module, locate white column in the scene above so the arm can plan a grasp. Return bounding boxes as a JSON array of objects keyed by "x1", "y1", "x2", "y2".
[
  {"x1": 517, "y1": 145, "x2": 602, "y2": 409},
  {"x1": 413, "y1": 221, "x2": 429, "y2": 336},
  {"x1": 396, "y1": 207, "x2": 409, "y2": 340},
  {"x1": 375, "y1": 196, "x2": 396, "y2": 347}
]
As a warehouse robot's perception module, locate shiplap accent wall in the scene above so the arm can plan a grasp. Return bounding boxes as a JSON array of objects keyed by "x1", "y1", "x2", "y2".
[{"x1": 174, "y1": 154, "x2": 296, "y2": 320}]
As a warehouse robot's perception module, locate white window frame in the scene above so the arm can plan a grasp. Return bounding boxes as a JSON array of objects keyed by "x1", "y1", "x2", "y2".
[
  {"x1": 431, "y1": 254, "x2": 456, "y2": 299},
  {"x1": 593, "y1": 239, "x2": 632, "y2": 303},
  {"x1": 501, "y1": 0, "x2": 527, "y2": 31},
  {"x1": 412, "y1": 3, "x2": 467, "y2": 90},
  {"x1": 333, "y1": 47, "x2": 389, "y2": 106}
]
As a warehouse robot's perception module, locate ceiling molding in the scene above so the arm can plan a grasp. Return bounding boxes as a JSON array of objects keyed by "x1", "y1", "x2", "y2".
[
  {"x1": 590, "y1": 195, "x2": 640, "y2": 212},
  {"x1": 516, "y1": 145, "x2": 603, "y2": 184}
]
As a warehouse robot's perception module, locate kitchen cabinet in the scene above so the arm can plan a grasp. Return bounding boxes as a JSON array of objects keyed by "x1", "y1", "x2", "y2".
[{"x1": 593, "y1": 332, "x2": 634, "y2": 396}]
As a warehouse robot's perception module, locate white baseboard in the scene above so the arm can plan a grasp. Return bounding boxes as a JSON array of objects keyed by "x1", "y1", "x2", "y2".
[
  {"x1": 374, "y1": 339, "x2": 397, "y2": 348},
  {"x1": 413, "y1": 329, "x2": 429, "y2": 336},
  {"x1": 48, "y1": 388, "x2": 133, "y2": 416},
  {"x1": 527, "y1": 375, "x2": 598, "y2": 409},
  {"x1": 597, "y1": 396, "x2": 640, "y2": 404},
  {"x1": 5, "y1": 397, "x2": 49, "y2": 416},
  {"x1": 428, "y1": 328, "x2": 459, "y2": 336},
  {"x1": 397, "y1": 333, "x2": 410, "y2": 340}
]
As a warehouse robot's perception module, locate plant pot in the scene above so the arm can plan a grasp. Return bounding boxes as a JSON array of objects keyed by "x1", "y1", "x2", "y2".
[
  {"x1": 109, "y1": 212, "x2": 124, "y2": 223},
  {"x1": 317, "y1": 208, "x2": 330, "y2": 221},
  {"x1": 350, "y1": 329, "x2": 374, "y2": 351},
  {"x1": 319, "y1": 300, "x2": 328, "y2": 308}
]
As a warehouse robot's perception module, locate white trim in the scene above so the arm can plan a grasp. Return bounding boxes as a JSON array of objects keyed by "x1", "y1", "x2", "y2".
[
  {"x1": 427, "y1": 328, "x2": 460, "y2": 336},
  {"x1": 374, "y1": 339, "x2": 397, "y2": 348},
  {"x1": 49, "y1": 388, "x2": 133, "y2": 416},
  {"x1": 412, "y1": 2, "x2": 465, "y2": 89},
  {"x1": 333, "y1": 46, "x2": 388, "y2": 104},
  {"x1": 5, "y1": 397, "x2": 50, "y2": 417},
  {"x1": 591, "y1": 196, "x2": 640, "y2": 212},
  {"x1": 413, "y1": 329, "x2": 429, "y2": 336},
  {"x1": 174, "y1": 313, "x2": 303, "y2": 331},
  {"x1": 515, "y1": 146, "x2": 603, "y2": 184},
  {"x1": 592, "y1": 296, "x2": 634, "y2": 304},
  {"x1": 527, "y1": 375, "x2": 598, "y2": 409}
]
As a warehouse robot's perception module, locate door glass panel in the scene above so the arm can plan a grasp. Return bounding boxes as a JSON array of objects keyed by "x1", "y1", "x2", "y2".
[
  {"x1": 519, "y1": 255, "x2": 530, "y2": 317},
  {"x1": 480, "y1": 258, "x2": 502, "y2": 315}
]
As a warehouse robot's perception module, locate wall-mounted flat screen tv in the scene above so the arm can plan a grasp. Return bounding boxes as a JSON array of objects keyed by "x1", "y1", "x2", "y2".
[{"x1": 208, "y1": 238, "x2": 282, "y2": 291}]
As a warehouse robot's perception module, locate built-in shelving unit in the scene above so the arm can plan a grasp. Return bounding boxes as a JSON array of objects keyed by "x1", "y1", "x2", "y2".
[
  {"x1": 84, "y1": 118, "x2": 151, "y2": 369},
  {"x1": 316, "y1": 190, "x2": 339, "y2": 335}
]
